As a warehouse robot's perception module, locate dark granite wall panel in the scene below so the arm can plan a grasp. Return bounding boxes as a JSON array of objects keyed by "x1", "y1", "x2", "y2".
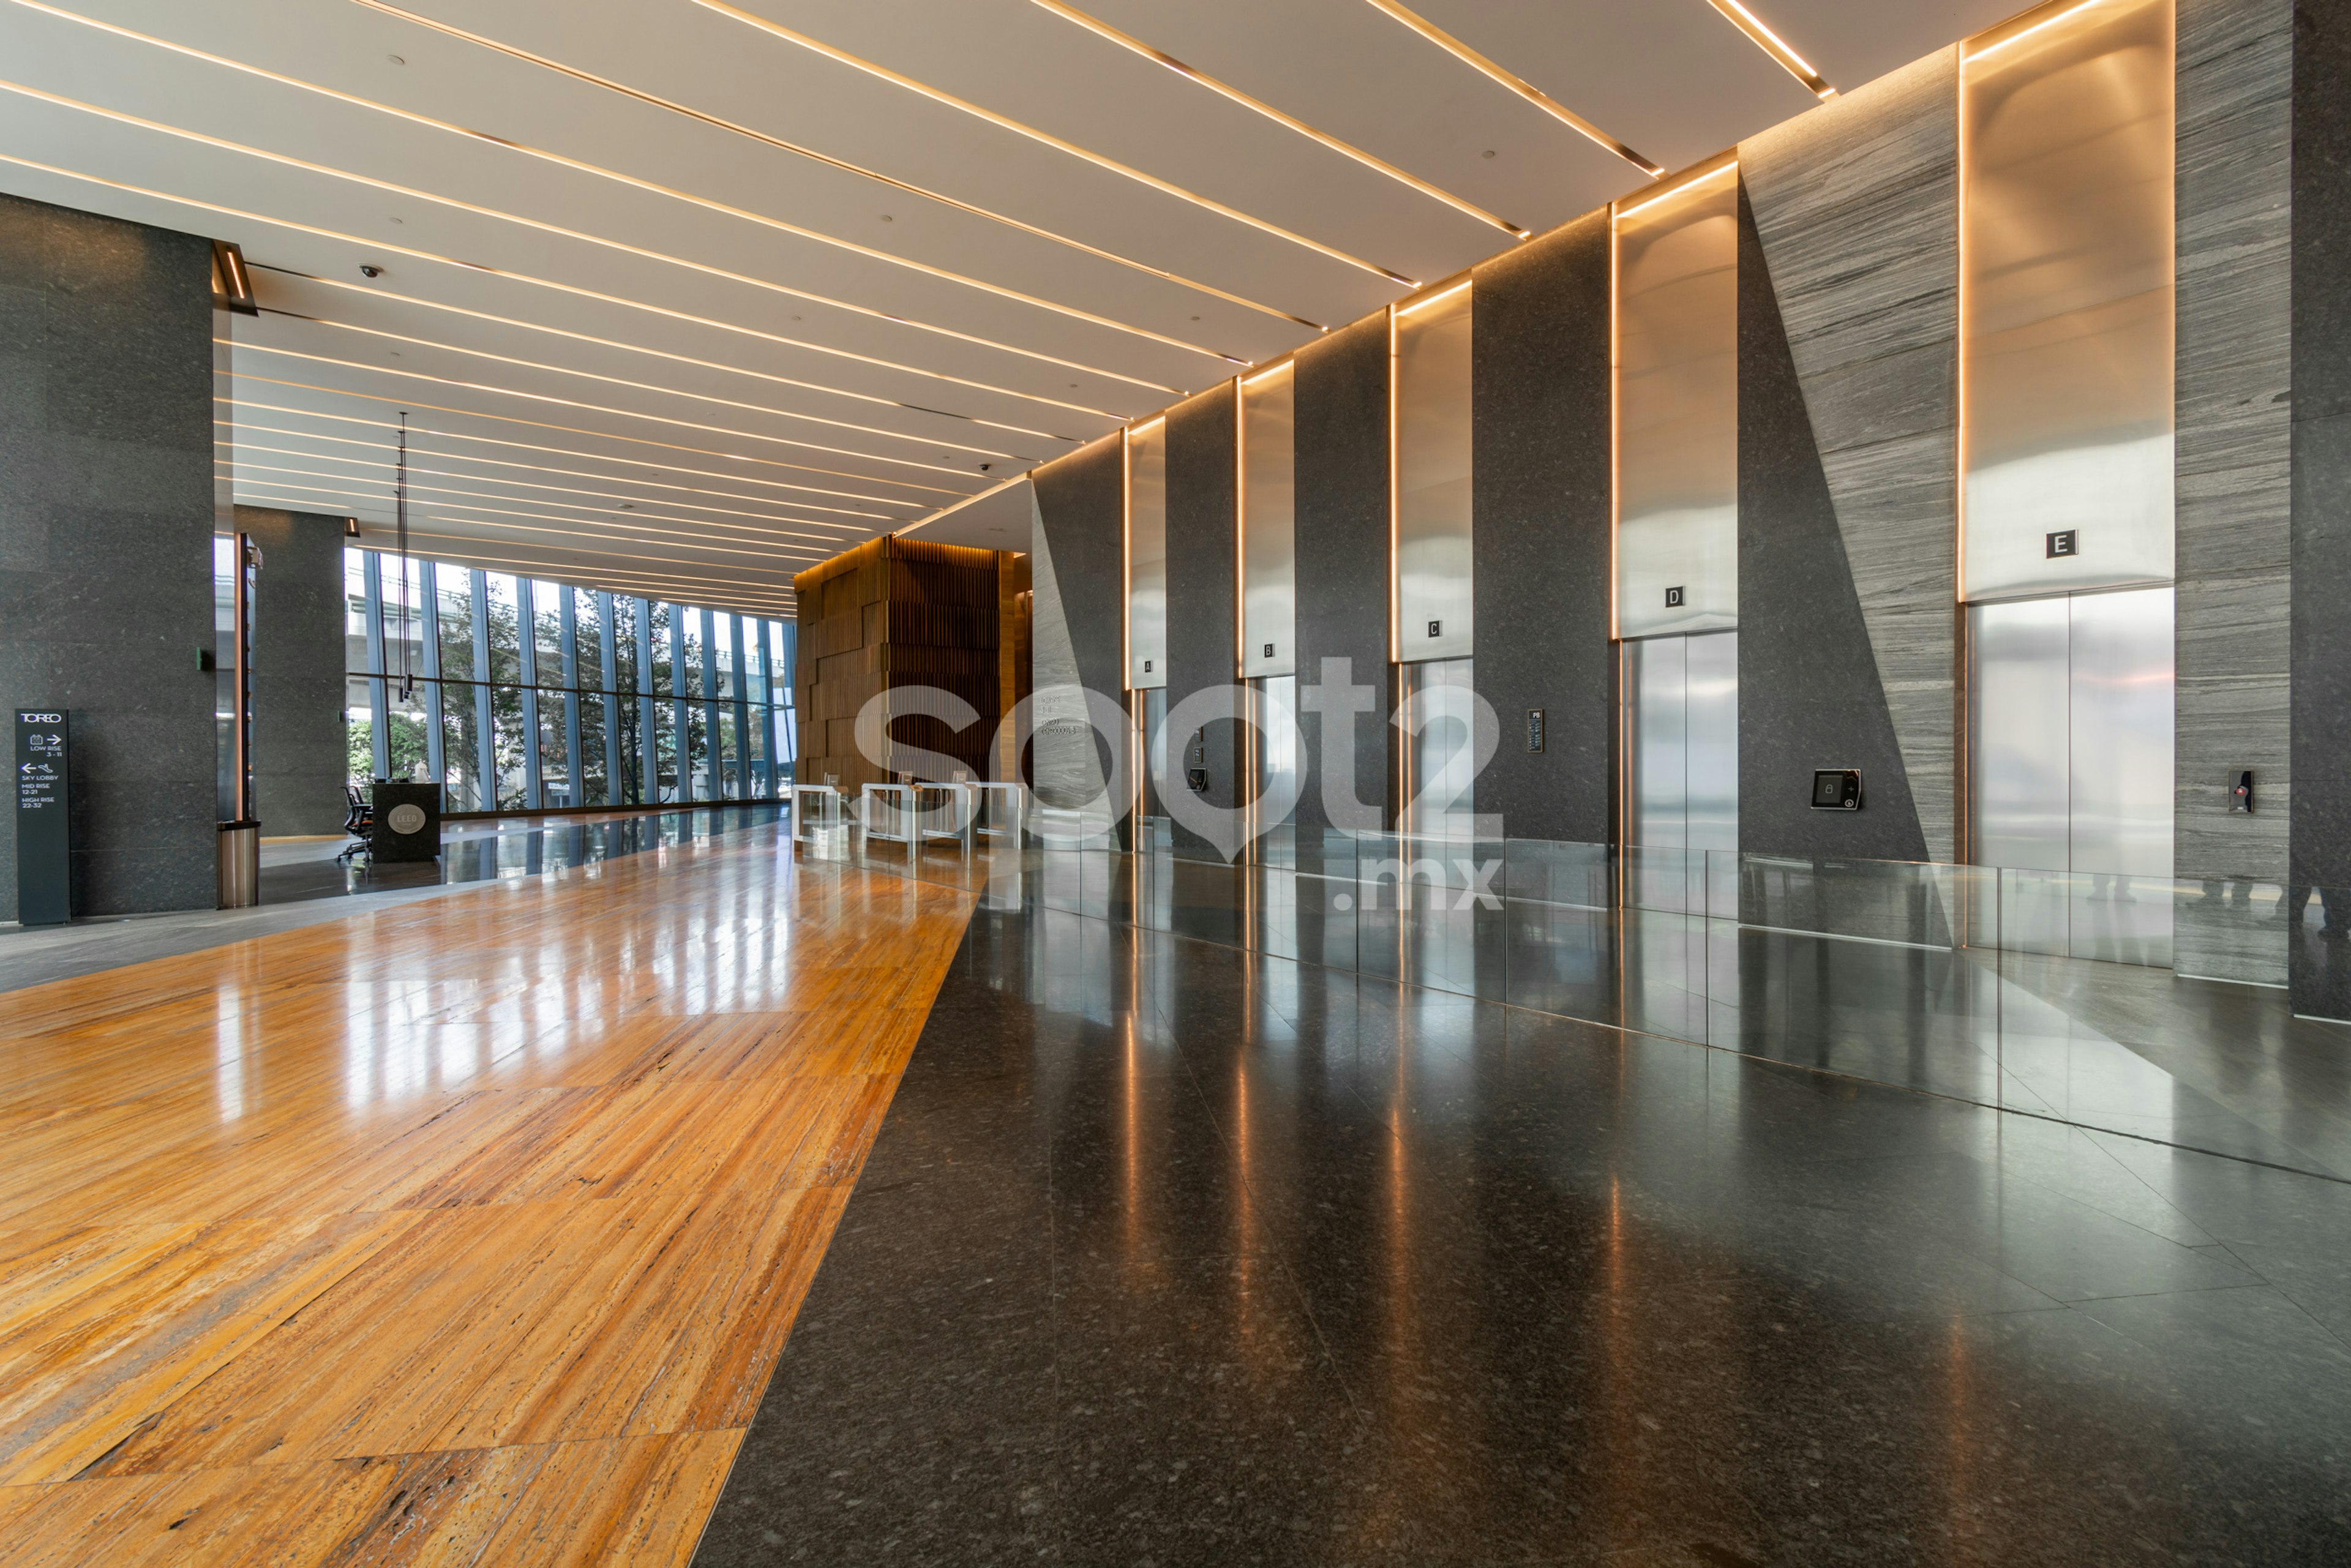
[
  {"x1": 1736, "y1": 182, "x2": 1929, "y2": 863},
  {"x1": 236, "y1": 506, "x2": 350, "y2": 836},
  {"x1": 2291, "y1": 0, "x2": 2351, "y2": 1013},
  {"x1": 1164, "y1": 384, "x2": 1239, "y2": 860},
  {"x1": 1740, "y1": 51, "x2": 1961, "y2": 863},
  {"x1": 1469, "y1": 212, "x2": 1613, "y2": 846},
  {"x1": 0, "y1": 192, "x2": 217, "y2": 919},
  {"x1": 1029, "y1": 436, "x2": 1126, "y2": 819},
  {"x1": 1292, "y1": 315, "x2": 1392, "y2": 835},
  {"x1": 2176, "y1": 0, "x2": 2293, "y2": 983}
]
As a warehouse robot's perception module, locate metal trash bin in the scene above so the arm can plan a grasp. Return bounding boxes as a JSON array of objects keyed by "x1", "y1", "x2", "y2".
[{"x1": 217, "y1": 819, "x2": 260, "y2": 909}]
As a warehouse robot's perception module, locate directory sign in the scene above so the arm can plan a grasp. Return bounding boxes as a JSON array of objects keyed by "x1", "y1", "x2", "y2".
[{"x1": 15, "y1": 710, "x2": 70, "y2": 925}]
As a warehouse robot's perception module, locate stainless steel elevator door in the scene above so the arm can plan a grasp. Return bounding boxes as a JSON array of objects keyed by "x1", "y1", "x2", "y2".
[
  {"x1": 1245, "y1": 673, "x2": 1300, "y2": 865},
  {"x1": 1625, "y1": 632, "x2": 1739, "y2": 852},
  {"x1": 1624, "y1": 631, "x2": 1739, "y2": 913},
  {"x1": 1398, "y1": 657, "x2": 1477, "y2": 839},
  {"x1": 1968, "y1": 586, "x2": 2174, "y2": 964}
]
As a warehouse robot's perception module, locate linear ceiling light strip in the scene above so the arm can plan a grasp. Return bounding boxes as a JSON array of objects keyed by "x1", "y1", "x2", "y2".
[
  {"x1": 229, "y1": 375, "x2": 966, "y2": 499},
  {"x1": 1702, "y1": 0, "x2": 1835, "y2": 97},
  {"x1": 256, "y1": 265, "x2": 1097, "y2": 446},
  {"x1": 1024, "y1": 0, "x2": 1523, "y2": 237},
  {"x1": 0, "y1": 152, "x2": 1152, "y2": 411},
  {"x1": 247, "y1": 511, "x2": 816, "y2": 606},
  {"x1": 688, "y1": 0, "x2": 1421, "y2": 287},
  {"x1": 227, "y1": 459, "x2": 858, "y2": 544},
  {"x1": 0, "y1": 89, "x2": 1193, "y2": 398},
  {"x1": 227, "y1": 430, "x2": 881, "y2": 526},
  {"x1": 3, "y1": 0, "x2": 1249, "y2": 365},
  {"x1": 222, "y1": 405, "x2": 916, "y2": 515},
  {"x1": 236, "y1": 481, "x2": 833, "y2": 566},
  {"x1": 230, "y1": 339, "x2": 999, "y2": 481},
  {"x1": 348, "y1": 0, "x2": 1325, "y2": 332},
  {"x1": 1356, "y1": 0, "x2": 1664, "y2": 177},
  {"x1": 260, "y1": 307, "x2": 1040, "y2": 462}
]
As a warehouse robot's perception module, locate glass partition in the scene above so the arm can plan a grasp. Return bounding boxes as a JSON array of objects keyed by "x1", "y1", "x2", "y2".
[
  {"x1": 801, "y1": 827, "x2": 2338, "y2": 1180},
  {"x1": 343, "y1": 547, "x2": 791, "y2": 810}
]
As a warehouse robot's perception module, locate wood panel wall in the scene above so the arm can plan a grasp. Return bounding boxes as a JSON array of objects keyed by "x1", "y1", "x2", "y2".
[{"x1": 793, "y1": 536, "x2": 1027, "y2": 792}]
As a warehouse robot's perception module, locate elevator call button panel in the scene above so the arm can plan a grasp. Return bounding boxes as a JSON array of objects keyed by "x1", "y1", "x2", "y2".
[{"x1": 1811, "y1": 769, "x2": 1863, "y2": 811}]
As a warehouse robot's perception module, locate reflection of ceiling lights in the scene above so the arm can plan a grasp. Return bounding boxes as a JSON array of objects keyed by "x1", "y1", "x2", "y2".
[
  {"x1": 1023, "y1": 0, "x2": 1526, "y2": 239},
  {"x1": 690, "y1": 0, "x2": 1422, "y2": 288},
  {"x1": 1356, "y1": 0, "x2": 1663, "y2": 178},
  {"x1": 1704, "y1": 0, "x2": 1836, "y2": 98},
  {"x1": 349, "y1": 0, "x2": 1325, "y2": 332}
]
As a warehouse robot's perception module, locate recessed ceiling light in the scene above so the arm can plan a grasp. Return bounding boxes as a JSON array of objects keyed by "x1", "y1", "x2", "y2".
[
  {"x1": 1482, "y1": 149, "x2": 1496, "y2": 159},
  {"x1": 387, "y1": 53, "x2": 405, "y2": 65},
  {"x1": 880, "y1": 214, "x2": 894, "y2": 222}
]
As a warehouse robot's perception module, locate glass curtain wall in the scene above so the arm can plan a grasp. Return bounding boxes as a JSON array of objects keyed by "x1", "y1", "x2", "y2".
[{"x1": 343, "y1": 547, "x2": 793, "y2": 812}]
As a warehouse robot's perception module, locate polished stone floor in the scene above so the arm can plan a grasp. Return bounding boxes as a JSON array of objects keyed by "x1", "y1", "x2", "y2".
[{"x1": 697, "y1": 900, "x2": 2351, "y2": 1567}]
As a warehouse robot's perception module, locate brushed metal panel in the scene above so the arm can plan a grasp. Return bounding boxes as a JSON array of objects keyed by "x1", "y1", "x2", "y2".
[
  {"x1": 1625, "y1": 636, "x2": 1687, "y2": 852},
  {"x1": 1685, "y1": 630, "x2": 1739, "y2": 856},
  {"x1": 1960, "y1": 0, "x2": 2175, "y2": 601},
  {"x1": 1249, "y1": 673, "x2": 1300, "y2": 840},
  {"x1": 2069, "y1": 587, "x2": 2176, "y2": 878},
  {"x1": 1614, "y1": 167, "x2": 1739, "y2": 639},
  {"x1": 1968, "y1": 595, "x2": 2072, "y2": 874},
  {"x1": 1394, "y1": 288, "x2": 1474, "y2": 663},
  {"x1": 1398, "y1": 656, "x2": 1477, "y2": 836},
  {"x1": 1968, "y1": 587, "x2": 2175, "y2": 962},
  {"x1": 1240, "y1": 364, "x2": 1297, "y2": 678},
  {"x1": 1127, "y1": 421, "x2": 1167, "y2": 690}
]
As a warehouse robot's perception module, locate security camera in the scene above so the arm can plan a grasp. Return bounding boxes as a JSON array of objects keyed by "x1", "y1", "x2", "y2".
[{"x1": 360, "y1": 264, "x2": 384, "y2": 278}]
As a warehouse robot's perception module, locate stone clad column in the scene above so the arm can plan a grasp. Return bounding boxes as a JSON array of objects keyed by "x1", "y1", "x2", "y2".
[{"x1": 0, "y1": 192, "x2": 217, "y2": 918}]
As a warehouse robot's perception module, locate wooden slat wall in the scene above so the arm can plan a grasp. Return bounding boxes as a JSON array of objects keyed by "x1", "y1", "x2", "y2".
[{"x1": 793, "y1": 537, "x2": 1025, "y2": 791}]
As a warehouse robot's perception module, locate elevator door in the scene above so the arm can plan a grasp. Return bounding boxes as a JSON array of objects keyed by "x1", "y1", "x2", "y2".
[
  {"x1": 1624, "y1": 632, "x2": 1738, "y2": 909},
  {"x1": 1246, "y1": 674, "x2": 1299, "y2": 864},
  {"x1": 1970, "y1": 586, "x2": 2173, "y2": 964}
]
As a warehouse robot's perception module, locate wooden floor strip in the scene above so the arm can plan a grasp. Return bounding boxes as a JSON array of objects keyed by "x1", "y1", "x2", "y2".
[{"x1": 0, "y1": 827, "x2": 972, "y2": 1564}]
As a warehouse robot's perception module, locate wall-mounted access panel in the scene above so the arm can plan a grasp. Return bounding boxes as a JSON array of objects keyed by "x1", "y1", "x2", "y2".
[
  {"x1": 1960, "y1": 0, "x2": 2174, "y2": 602},
  {"x1": 1127, "y1": 419, "x2": 1167, "y2": 690},
  {"x1": 1393, "y1": 285, "x2": 1473, "y2": 663},
  {"x1": 1239, "y1": 364, "x2": 1296, "y2": 678},
  {"x1": 1614, "y1": 163, "x2": 1739, "y2": 640}
]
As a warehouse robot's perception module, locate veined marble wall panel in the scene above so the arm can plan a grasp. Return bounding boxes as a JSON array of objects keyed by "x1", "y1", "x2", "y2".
[
  {"x1": 1740, "y1": 51, "x2": 1962, "y2": 863},
  {"x1": 2175, "y1": 0, "x2": 2292, "y2": 985},
  {"x1": 1030, "y1": 440, "x2": 1125, "y2": 828}
]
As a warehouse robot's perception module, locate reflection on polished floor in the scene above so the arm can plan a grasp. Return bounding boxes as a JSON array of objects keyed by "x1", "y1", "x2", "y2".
[
  {"x1": 700, "y1": 893, "x2": 2351, "y2": 1566},
  {"x1": 0, "y1": 820, "x2": 970, "y2": 1564}
]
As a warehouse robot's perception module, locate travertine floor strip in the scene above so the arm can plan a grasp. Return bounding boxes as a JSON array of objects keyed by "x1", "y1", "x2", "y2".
[{"x1": 0, "y1": 826, "x2": 972, "y2": 1564}]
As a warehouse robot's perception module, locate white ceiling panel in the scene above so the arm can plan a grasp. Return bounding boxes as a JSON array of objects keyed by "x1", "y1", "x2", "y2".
[{"x1": 0, "y1": 0, "x2": 2024, "y2": 611}]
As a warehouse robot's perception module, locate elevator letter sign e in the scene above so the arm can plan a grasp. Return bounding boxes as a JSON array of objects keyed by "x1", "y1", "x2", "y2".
[{"x1": 2047, "y1": 530, "x2": 2079, "y2": 558}]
